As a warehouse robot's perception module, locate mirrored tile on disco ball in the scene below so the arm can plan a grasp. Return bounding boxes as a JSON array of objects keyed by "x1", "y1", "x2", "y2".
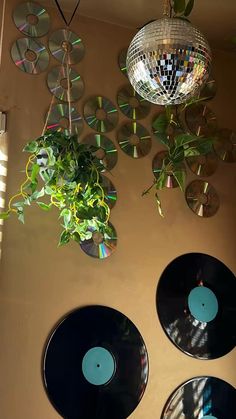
[
  {"x1": 11, "y1": 37, "x2": 49, "y2": 74},
  {"x1": 83, "y1": 96, "x2": 118, "y2": 133},
  {"x1": 161, "y1": 376, "x2": 236, "y2": 418},
  {"x1": 49, "y1": 29, "x2": 85, "y2": 65},
  {"x1": 117, "y1": 84, "x2": 150, "y2": 120},
  {"x1": 12, "y1": 1, "x2": 50, "y2": 37},
  {"x1": 46, "y1": 103, "x2": 83, "y2": 136},
  {"x1": 186, "y1": 152, "x2": 218, "y2": 177},
  {"x1": 213, "y1": 128, "x2": 236, "y2": 162},
  {"x1": 117, "y1": 121, "x2": 151, "y2": 158},
  {"x1": 185, "y1": 179, "x2": 220, "y2": 217},
  {"x1": 152, "y1": 151, "x2": 186, "y2": 188},
  {"x1": 47, "y1": 66, "x2": 84, "y2": 102},
  {"x1": 100, "y1": 175, "x2": 117, "y2": 209},
  {"x1": 80, "y1": 222, "x2": 117, "y2": 259},
  {"x1": 118, "y1": 48, "x2": 128, "y2": 78},
  {"x1": 83, "y1": 134, "x2": 118, "y2": 172},
  {"x1": 183, "y1": 103, "x2": 218, "y2": 137}
]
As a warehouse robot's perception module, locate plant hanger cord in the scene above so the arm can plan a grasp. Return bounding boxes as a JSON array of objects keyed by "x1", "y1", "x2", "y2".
[
  {"x1": 0, "y1": 0, "x2": 6, "y2": 68},
  {"x1": 66, "y1": 54, "x2": 72, "y2": 135},
  {"x1": 163, "y1": 0, "x2": 171, "y2": 17}
]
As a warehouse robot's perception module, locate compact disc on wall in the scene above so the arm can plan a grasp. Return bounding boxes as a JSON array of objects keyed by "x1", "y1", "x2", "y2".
[
  {"x1": 100, "y1": 175, "x2": 117, "y2": 209},
  {"x1": 181, "y1": 103, "x2": 218, "y2": 137},
  {"x1": 152, "y1": 150, "x2": 186, "y2": 188},
  {"x1": 118, "y1": 48, "x2": 128, "y2": 78},
  {"x1": 46, "y1": 103, "x2": 83, "y2": 136},
  {"x1": 80, "y1": 222, "x2": 117, "y2": 259},
  {"x1": 84, "y1": 96, "x2": 118, "y2": 133},
  {"x1": 11, "y1": 38, "x2": 49, "y2": 74},
  {"x1": 43, "y1": 305, "x2": 149, "y2": 419},
  {"x1": 186, "y1": 152, "x2": 218, "y2": 177},
  {"x1": 185, "y1": 179, "x2": 220, "y2": 217},
  {"x1": 117, "y1": 121, "x2": 151, "y2": 158},
  {"x1": 49, "y1": 29, "x2": 85, "y2": 64},
  {"x1": 83, "y1": 134, "x2": 118, "y2": 172},
  {"x1": 156, "y1": 252, "x2": 236, "y2": 359},
  {"x1": 13, "y1": 1, "x2": 50, "y2": 37},
  {"x1": 47, "y1": 66, "x2": 84, "y2": 102},
  {"x1": 117, "y1": 85, "x2": 150, "y2": 120},
  {"x1": 213, "y1": 128, "x2": 236, "y2": 162}
]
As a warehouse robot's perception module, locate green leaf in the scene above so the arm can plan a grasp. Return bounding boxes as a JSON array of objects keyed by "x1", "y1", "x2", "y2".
[
  {"x1": 152, "y1": 113, "x2": 168, "y2": 134},
  {"x1": 172, "y1": 169, "x2": 186, "y2": 191},
  {"x1": 31, "y1": 187, "x2": 45, "y2": 201},
  {"x1": 37, "y1": 202, "x2": 51, "y2": 211},
  {"x1": 156, "y1": 170, "x2": 168, "y2": 190},
  {"x1": 58, "y1": 230, "x2": 70, "y2": 247},
  {"x1": 174, "y1": 133, "x2": 198, "y2": 148},
  {"x1": 174, "y1": 0, "x2": 186, "y2": 13},
  {"x1": 0, "y1": 211, "x2": 10, "y2": 220},
  {"x1": 60, "y1": 208, "x2": 72, "y2": 228},
  {"x1": 23, "y1": 141, "x2": 38, "y2": 153},
  {"x1": 184, "y1": 0, "x2": 194, "y2": 16},
  {"x1": 17, "y1": 211, "x2": 25, "y2": 224},
  {"x1": 31, "y1": 163, "x2": 40, "y2": 182},
  {"x1": 184, "y1": 147, "x2": 200, "y2": 157}
]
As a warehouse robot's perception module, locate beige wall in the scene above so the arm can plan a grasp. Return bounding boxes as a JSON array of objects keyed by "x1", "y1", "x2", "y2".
[{"x1": 0, "y1": 1, "x2": 236, "y2": 418}]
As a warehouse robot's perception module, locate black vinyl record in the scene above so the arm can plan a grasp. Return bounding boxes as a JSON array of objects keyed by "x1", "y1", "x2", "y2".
[
  {"x1": 43, "y1": 305, "x2": 148, "y2": 419},
  {"x1": 156, "y1": 253, "x2": 236, "y2": 359},
  {"x1": 161, "y1": 376, "x2": 236, "y2": 419}
]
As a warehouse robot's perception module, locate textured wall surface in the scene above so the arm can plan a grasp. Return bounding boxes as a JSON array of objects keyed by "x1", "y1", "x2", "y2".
[{"x1": 0, "y1": 1, "x2": 236, "y2": 418}]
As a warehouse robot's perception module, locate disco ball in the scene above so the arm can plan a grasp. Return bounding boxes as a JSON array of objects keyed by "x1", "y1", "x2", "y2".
[{"x1": 127, "y1": 18, "x2": 212, "y2": 105}]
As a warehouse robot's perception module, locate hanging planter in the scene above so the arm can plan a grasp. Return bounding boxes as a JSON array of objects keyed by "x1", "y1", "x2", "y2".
[{"x1": 0, "y1": 131, "x2": 111, "y2": 246}]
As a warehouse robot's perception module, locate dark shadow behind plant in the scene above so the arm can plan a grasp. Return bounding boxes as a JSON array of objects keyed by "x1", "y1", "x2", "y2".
[{"x1": 0, "y1": 131, "x2": 111, "y2": 246}]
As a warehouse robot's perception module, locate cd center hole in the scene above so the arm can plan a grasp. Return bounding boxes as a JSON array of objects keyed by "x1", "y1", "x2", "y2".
[
  {"x1": 92, "y1": 231, "x2": 104, "y2": 245},
  {"x1": 60, "y1": 78, "x2": 72, "y2": 90},
  {"x1": 96, "y1": 108, "x2": 107, "y2": 121},
  {"x1": 97, "y1": 364, "x2": 100, "y2": 368},
  {"x1": 202, "y1": 303, "x2": 205, "y2": 306},
  {"x1": 59, "y1": 117, "x2": 69, "y2": 129},
  {"x1": 129, "y1": 97, "x2": 139, "y2": 108},
  {"x1": 26, "y1": 14, "x2": 39, "y2": 26},
  {"x1": 129, "y1": 134, "x2": 140, "y2": 146},
  {"x1": 197, "y1": 155, "x2": 207, "y2": 165},
  {"x1": 61, "y1": 41, "x2": 72, "y2": 53},
  {"x1": 24, "y1": 49, "x2": 37, "y2": 62},
  {"x1": 198, "y1": 193, "x2": 208, "y2": 205},
  {"x1": 95, "y1": 147, "x2": 106, "y2": 160}
]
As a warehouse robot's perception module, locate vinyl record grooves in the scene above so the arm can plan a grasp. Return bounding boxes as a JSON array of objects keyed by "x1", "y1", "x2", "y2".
[
  {"x1": 186, "y1": 152, "x2": 218, "y2": 177},
  {"x1": 11, "y1": 38, "x2": 49, "y2": 74},
  {"x1": 43, "y1": 305, "x2": 149, "y2": 419},
  {"x1": 161, "y1": 376, "x2": 236, "y2": 418},
  {"x1": 213, "y1": 128, "x2": 236, "y2": 162},
  {"x1": 185, "y1": 179, "x2": 220, "y2": 217},
  {"x1": 13, "y1": 1, "x2": 50, "y2": 37},
  {"x1": 183, "y1": 103, "x2": 218, "y2": 137},
  {"x1": 101, "y1": 175, "x2": 117, "y2": 209},
  {"x1": 156, "y1": 252, "x2": 236, "y2": 359},
  {"x1": 46, "y1": 103, "x2": 83, "y2": 136},
  {"x1": 117, "y1": 85, "x2": 150, "y2": 120},
  {"x1": 152, "y1": 151, "x2": 186, "y2": 188},
  {"x1": 117, "y1": 121, "x2": 151, "y2": 158},
  {"x1": 118, "y1": 48, "x2": 128, "y2": 78},
  {"x1": 47, "y1": 66, "x2": 84, "y2": 102},
  {"x1": 80, "y1": 222, "x2": 117, "y2": 259},
  {"x1": 84, "y1": 96, "x2": 118, "y2": 133},
  {"x1": 49, "y1": 29, "x2": 85, "y2": 64},
  {"x1": 83, "y1": 134, "x2": 118, "y2": 172}
]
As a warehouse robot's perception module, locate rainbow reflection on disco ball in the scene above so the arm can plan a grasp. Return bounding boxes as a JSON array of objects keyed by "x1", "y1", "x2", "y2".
[{"x1": 127, "y1": 18, "x2": 212, "y2": 105}]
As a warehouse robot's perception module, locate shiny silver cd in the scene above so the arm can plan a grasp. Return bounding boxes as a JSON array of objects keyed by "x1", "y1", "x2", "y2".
[
  {"x1": 199, "y1": 76, "x2": 217, "y2": 100},
  {"x1": 152, "y1": 151, "x2": 186, "y2": 188},
  {"x1": 117, "y1": 121, "x2": 151, "y2": 158},
  {"x1": 183, "y1": 103, "x2": 218, "y2": 137},
  {"x1": 80, "y1": 222, "x2": 117, "y2": 259},
  {"x1": 152, "y1": 108, "x2": 182, "y2": 142},
  {"x1": 83, "y1": 134, "x2": 118, "y2": 172},
  {"x1": 47, "y1": 66, "x2": 84, "y2": 102},
  {"x1": 185, "y1": 179, "x2": 220, "y2": 217},
  {"x1": 13, "y1": 1, "x2": 50, "y2": 37},
  {"x1": 117, "y1": 85, "x2": 150, "y2": 120},
  {"x1": 213, "y1": 128, "x2": 236, "y2": 162},
  {"x1": 84, "y1": 96, "x2": 118, "y2": 133},
  {"x1": 46, "y1": 103, "x2": 83, "y2": 137},
  {"x1": 11, "y1": 37, "x2": 49, "y2": 74},
  {"x1": 118, "y1": 48, "x2": 128, "y2": 78},
  {"x1": 186, "y1": 152, "x2": 218, "y2": 177},
  {"x1": 101, "y1": 175, "x2": 117, "y2": 209},
  {"x1": 49, "y1": 29, "x2": 85, "y2": 65}
]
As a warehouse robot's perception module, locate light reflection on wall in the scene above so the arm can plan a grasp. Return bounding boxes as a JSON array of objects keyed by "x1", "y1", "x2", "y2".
[{"x1": 0, "y1": 134, "x2": 8, "y2": 260}]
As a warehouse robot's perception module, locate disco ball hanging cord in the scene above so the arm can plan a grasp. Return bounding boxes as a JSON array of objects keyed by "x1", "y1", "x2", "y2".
[
  {"x1": 0, "y1": 0, "x2": 6, "y2": 69},
  {"x1": 53, "y1": 0, "x2": 81, "y2": 27}
]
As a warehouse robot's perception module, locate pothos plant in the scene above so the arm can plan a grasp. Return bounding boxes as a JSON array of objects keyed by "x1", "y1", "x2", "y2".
[{"x1": 0, "y1": 131, "x2": 111, "y2": 246}]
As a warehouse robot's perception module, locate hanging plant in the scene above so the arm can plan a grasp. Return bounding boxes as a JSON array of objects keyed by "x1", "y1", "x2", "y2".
[{"x1": 0, "y1": 131, "x2": 111, "y2": 246}]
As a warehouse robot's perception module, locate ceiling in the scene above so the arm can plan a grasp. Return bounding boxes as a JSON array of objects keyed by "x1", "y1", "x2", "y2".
[{"x1": 42, "y1": 0, "x2": 236, "y2": 51}]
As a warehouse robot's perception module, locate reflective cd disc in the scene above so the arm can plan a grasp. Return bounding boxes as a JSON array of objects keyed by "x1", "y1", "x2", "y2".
[
  {"x1": 161, "y1": 376, "x2": 236, "y2": 418},
  {"x1": 118, "y1": 48, "x2": 128, "y2": 78},
  {"x1": 46, "y1": 103, "x2": 83, "y2": 136},
  {"x1": 47, "y1": 65, "x2": 84, "y2": 102},
  {"x1": 117, "y1": 85, "x2": 150, "y2": 120},
  {"x1": 11, "y1": 37, "x2": 49, "y2": 74},
  {"x1": 152, "y1": 151, "x2": 186, "y2": 188},
  {"x1": 199, "y1": 76, "x2": 217, "y2": 100},
  {"x1": 156, "y1": 252, "x2": 236, "y2": 359},
  {"x1": 185, "y1": 180, "x2": 220, "y2": 217},
  {"x1": 101, "y1": 175, "x2": 117, "y2": 209},
  {"x1": 49, "y1": 29, "x2": 85, "y2": 65},
  {"x1": 12, "y1": 1, "x2": 50, "y2": 37},
  {"x1": 84, "y1": 96, "x2": 118, "y2": 133},
  {"x1": 83, "y1": 134, "x2": 118, "y2": 172},
  {"x1": 117, "y1": 121, "x2": 151, "y2": 158},
  {"x1": 213, "y1": 128, "x2": 236, "y2": 162},
  {"x1": 186, "y1": 152, "x2": 218, "y2": 177},
  {"x1": 184, "y1": 103, "x2": 218, "y2": 137},
  {"x1": 43, "y1": 305, "x2": 149, "y2": 419},
  {"x1": 152, "y1": 108, "x2": 183, "y2": 143},
  {"x1": 80, "y1": 222, "x2": 117, "y2": 259}
]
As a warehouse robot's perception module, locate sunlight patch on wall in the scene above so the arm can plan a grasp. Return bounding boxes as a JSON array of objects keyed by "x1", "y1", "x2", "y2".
[{"x1": 0, "y1": 134, "x2": 8, "y2": 260}]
